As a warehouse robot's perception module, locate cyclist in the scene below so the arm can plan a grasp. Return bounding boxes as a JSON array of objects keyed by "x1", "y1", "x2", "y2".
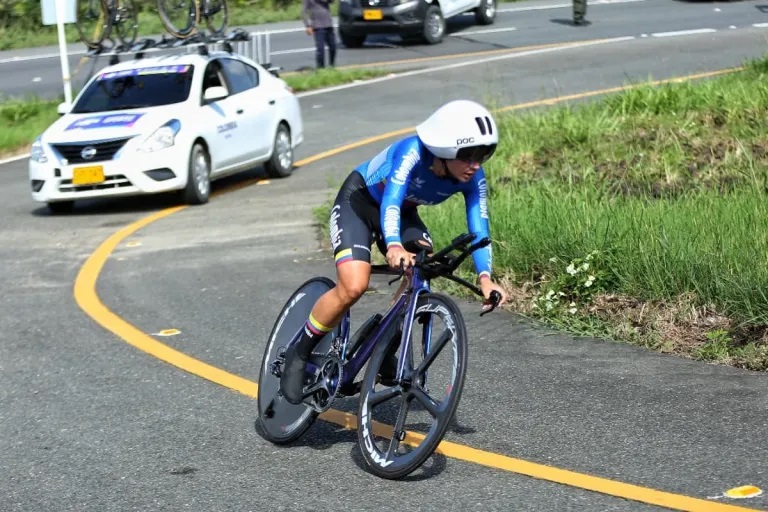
[{"x1": 281, "y1": 99, "x2": 509, "y2": 404}]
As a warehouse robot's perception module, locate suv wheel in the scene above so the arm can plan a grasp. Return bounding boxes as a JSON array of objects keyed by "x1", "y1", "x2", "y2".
[
  {"x1": 475, "y1": 0, "x2": 496, "y2": 25},
  {"x1": 340, "y1": 31, "x2": 366, "y2": 48},
  {"x1": 422, "y1": 4, "x2": 445, "y2": 44}
]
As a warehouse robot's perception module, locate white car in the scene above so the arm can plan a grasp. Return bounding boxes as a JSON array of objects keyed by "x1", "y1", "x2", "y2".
[{"x1": 29, "y1": 49, "x2": 303, "y2": 213}]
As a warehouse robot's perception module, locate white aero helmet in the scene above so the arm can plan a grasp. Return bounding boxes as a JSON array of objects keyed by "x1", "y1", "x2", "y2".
[{"x1": 416, "y1": 99, "x2": 498, "y2": 163}]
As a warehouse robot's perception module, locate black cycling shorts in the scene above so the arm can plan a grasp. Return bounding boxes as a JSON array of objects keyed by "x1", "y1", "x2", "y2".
[{"x1": 330, "y1": 171, "x2": 433, "y2": 267}]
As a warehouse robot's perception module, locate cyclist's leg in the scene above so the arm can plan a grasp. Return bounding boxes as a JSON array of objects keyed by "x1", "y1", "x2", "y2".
[
  {"x1": 378, "y1": 208, "x2": 434, "y2": 383},
  {"x1": 280, "y1": 172, "x2": 377, "y2": 403}
]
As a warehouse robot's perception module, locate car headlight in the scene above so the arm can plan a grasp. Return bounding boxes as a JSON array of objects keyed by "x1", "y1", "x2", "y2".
[
  {"x1": 30, "y1": 137, "x2": 48, "y2": 163},
  {"x1": 139, "y1": 119, "x2": 181, "y2": 152}
]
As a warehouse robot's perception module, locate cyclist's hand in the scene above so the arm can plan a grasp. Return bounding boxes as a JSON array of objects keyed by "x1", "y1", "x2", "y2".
[
  {"x1": 386, "y1": 246, "x2": 415, "y2": 270},
  {"x1": 480, "y1": 278, "x2": 508, "y2": 310},
  {"x1": 305, "y1": 26, "x2": 313, "y2": 35}
]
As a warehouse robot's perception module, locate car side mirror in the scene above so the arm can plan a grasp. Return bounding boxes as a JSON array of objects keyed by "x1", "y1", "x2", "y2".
[
  {"x1": 57, "y1": 102, "x2": 72, "y2": 116},
  {"x1": 203, "y1": 86, "x2": 228, "y2": 103}
]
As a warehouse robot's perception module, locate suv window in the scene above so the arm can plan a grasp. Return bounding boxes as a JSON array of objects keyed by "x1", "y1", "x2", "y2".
[
  {"x1": 72, "y1": 65, "x2": 195, "y2": 113},
  {"x1": 219, "y1": 59, "x2": 259, "y2": 95}
]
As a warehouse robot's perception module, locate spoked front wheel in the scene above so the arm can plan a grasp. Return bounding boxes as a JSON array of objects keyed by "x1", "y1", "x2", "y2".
[
  {"x1": 256, "y1": 277, "x2": 339, "y2": 444},
  {"x1": 357, "y1": 292, "x2": 468, "y2": 479}
]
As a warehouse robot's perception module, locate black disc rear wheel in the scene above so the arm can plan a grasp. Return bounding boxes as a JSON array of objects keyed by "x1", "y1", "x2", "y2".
[
  {"x1": 356, "y1": 293, "x2": 468, "y2": 479},
  {"x1": 256, "y1": 276, "x2": 339, "y2": 444}
]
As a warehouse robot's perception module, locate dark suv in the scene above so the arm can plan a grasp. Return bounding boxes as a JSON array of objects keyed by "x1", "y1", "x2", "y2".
[{"x1": 337, "y1": 0, "x2": 497, "y2": 47}]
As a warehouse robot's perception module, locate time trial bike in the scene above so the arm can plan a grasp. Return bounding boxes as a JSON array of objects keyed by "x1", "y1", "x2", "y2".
[{"x1": 256, "y1": 233, "x2": 501, "y2": 479}]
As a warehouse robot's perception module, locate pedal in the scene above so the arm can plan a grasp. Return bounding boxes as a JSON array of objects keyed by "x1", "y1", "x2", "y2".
[{"x1": 269, "y1": 360, "x2": 282, "y2": 377}]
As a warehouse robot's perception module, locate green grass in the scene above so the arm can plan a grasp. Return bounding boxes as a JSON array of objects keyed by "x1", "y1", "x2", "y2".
[
  {"x1": 0, "y1": 97, "x2": 61, "y2": 157},
  {"x1": 314, "y1": 55, "x2": 768, "y2": 371},
  {"x1": 283, "y1": 67, "x2": 391, "y2": 92}
]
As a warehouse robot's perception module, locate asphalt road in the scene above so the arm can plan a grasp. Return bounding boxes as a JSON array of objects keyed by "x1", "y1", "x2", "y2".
[
  {"x1": 2, "y1": 1, "x2": 768, "y2": 511},
  {"x1": 2, "y1": 0, "x2": 768, "y2": 99}
]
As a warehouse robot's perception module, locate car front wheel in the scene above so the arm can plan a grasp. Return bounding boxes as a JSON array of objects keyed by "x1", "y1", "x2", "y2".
[
  {"x1": 475, "y1": 0, "x2": 496, "y2": 25},
  {"x1": 339, "y1": 30, "x2": 366, "y2": 48},
  {"x1": 183, "y1": 142, "x2": 211, "y2": 205},
  {"x1": 264, "y1": 123, "x2": 293, "y2": 179}
]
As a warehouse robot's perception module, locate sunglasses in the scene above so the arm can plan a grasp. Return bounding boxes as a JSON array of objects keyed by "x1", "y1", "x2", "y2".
[{"x1": 455, "y1": 144, "x2": 497, "y2": 164}]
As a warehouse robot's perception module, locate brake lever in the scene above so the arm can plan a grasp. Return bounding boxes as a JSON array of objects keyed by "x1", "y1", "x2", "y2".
[
  {"x1": 388, "y1": 258, "x2": 407, "y2": 285},
  {"x1": 480, "y1": 290, "x2": 502, "y2": 317}
]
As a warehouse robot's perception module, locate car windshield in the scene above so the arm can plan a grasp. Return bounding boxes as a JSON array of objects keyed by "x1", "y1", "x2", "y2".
[{"x1": 72, "y1": 65, "x2": 195, "y2": 114}]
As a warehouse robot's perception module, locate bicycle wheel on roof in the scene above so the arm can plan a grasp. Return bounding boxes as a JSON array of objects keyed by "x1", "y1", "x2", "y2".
[
  {"x1": 114, "y1": 0, "x2": 139, "y2": 47},
  {"x1": 157, "y1": 0, "x2": 199, "y2": 39},
  {"x1": 76, "y1": 0, "x2": 109, "y2": 49},
  {"x1": 203, "y1": 0, "x2": 228, "y2": 37}
]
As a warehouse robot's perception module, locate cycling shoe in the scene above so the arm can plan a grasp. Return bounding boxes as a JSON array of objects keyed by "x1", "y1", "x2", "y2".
[{"x1": 280, "y1": 345, "x2": 309, "y2": 405}]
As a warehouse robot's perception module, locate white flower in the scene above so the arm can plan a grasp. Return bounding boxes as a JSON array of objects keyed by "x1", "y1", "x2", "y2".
[
  {"x1": 546, "y1": 289, "x2": 556, "y2": 298},
  {"x1": 584, "y1": 275, "x2": 595, "y2": 287},
  {"x1": 568, "y1": 307, "x2": 577, "y2": 314},
  {"x1": 545, "y1": 301, "x2": 554, "y2": 311},
  {"x1": 566, "y1": 263, "x2": 577, "y2": 275},
  {"x1": 581, "y1": 262, "x2": 590, "y2": 271}
]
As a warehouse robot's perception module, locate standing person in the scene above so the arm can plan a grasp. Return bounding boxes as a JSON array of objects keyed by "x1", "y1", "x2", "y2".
[
  {"x1": 278, "y1": 99, "x2": 509, "y2": 404},
  {"x1": 302, "y1": 0, "x2": 337, "y2": 68},
  {"x1": 573, "y1": 0, "x2": 587, "y2": 25}
]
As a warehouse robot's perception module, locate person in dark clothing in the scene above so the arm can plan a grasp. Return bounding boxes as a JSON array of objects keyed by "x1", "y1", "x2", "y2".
[
  {"x1": 302, "y1": 0, "x2": 337, "y2": 68},
  {"x1": 573, "y1": 0, "x2": 587, "y2": 25}
]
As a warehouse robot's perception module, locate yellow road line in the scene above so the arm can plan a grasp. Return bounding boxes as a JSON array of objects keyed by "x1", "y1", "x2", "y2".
[{"x1": 73, "y1": 66, "x2": 758, "y2": 512}]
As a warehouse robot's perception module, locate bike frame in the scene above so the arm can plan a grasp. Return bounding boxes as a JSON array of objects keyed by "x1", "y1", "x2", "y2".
[{"x1": 301, "y1": 266, "x2": 432, "y2": 389}]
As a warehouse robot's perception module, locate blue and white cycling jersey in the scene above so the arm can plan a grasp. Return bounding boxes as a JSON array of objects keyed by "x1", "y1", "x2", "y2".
[{"x1": 353, "y1": 135, "x2": 492, "y2": 279}]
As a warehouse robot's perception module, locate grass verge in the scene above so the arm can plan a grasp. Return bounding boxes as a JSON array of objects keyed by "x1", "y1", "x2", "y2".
[
  {"x1": 0, "y1": 66, "x2": 391, "y2": 157},
  {"x1": 313, "y1": 56, "x2": 768, "y2": 372}
]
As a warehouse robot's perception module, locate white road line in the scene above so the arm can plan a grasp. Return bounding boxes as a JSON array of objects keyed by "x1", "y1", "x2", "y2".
[
  {"x1": 753, "y1": 23, "x2": 768, "y2": 28},
  {"x1": 0, "y1": 50, "x2": 86, "y2": 65},
  {"x1": 651, "y1": 28, "x2": 717, "y2": 37},
  {"x1": 454, "y1": 26, "x2": 517, "y2": 35},
  {"x1": 271, "y1": 47, "x2": 316, "y2": 55},
  {"x1": 0, "y1": 154, "x2": 28, "y2": 165},
  {"x1": 297, "y1": 36, "x2": 636, "y2": 97}
]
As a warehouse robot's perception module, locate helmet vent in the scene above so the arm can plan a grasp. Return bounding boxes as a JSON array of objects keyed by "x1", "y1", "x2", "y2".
[
  {"x1": 485, "y1": 116, "x2": 493, "y2": 135},
  {"x1": 474, "y1": 117, "x2": 487, "y2": 136}
]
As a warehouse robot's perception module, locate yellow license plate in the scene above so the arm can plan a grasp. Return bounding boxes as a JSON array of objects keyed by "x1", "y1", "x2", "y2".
[
  {"x1": 72, "y1": 166, "x2": 105, "y2": 185},
  {"x1": 363, "y1": 9, "x2": 383, "y2": 20}
]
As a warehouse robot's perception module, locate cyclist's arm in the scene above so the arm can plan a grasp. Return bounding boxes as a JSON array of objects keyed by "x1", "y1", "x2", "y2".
[
  {"x1": 463, "y1": 171, "x2": 493, "y2": 281},
  {"x1": 380, "y1": 144, "x2": 421, "y2": 251}
]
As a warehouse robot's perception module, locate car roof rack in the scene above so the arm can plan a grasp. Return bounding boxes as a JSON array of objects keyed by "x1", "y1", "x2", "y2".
[{"x1": 85, "y1": 28, "x2": 252, "y2": 63}]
